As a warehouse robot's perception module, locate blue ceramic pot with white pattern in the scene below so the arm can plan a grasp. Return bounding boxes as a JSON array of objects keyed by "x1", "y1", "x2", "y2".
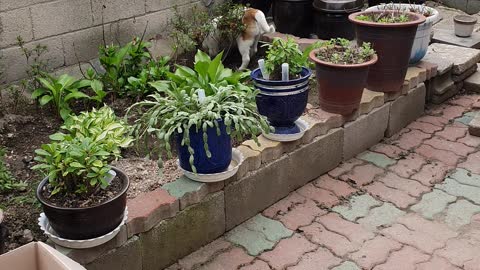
[{"x1": 251, "y1": 67, "x2": 311, "y2": 134}]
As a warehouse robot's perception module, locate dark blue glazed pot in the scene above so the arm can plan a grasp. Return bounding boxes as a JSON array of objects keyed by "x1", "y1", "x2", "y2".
[
  {"x1": 252, "y1": 67, "x2": 311, "y2": 134},
  {"x1": 177, "y1": 120, "x2": 232, "y2": 174}
]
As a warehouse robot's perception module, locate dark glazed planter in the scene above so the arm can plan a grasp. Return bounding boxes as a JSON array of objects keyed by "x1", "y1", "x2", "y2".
[
  {"x1": 252, "y1": 67, "x2": 311, "y2": 133},
  {"x1": 313, "y1": 0, "x2": 363, "y2": 40},
  {"x1": 177, "y1": 120, "x2": 232, "y2": 174},
  {"x1": 273, "y1": 0, "x2": 314, "y2": 38},
  {"x1": 36, "y1": 167, "x2": 129, "y2": 240},
  {"x1": 368, "y1": 0, "x2": 425, "y2": 6},
  {"x1": 349, "y1": 11, "x2": 426, "y2": 92},
  {"x1": 309, "y1": 49, "x2": 378, "y2": 115}
]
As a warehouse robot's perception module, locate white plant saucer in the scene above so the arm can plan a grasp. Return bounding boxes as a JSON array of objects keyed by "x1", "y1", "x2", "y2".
[
  {"x1": 179, "y1": 148, "x2": 244, "y2": 183},
  {"x1": 38, "y1": 208, "x2": 128, "y2": 249},
  {"x1": 263, "y1": 118, "x2": 309, "y2": 142}
]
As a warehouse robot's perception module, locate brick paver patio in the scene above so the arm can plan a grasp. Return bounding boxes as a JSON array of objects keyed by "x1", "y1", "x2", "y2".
[{"x1": 168, "y1": 93, "x2": 480, "y2": 270}]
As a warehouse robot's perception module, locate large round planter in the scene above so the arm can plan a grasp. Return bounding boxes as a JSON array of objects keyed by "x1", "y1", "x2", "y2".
[
  {"x1": 312, "y1": 0, "x2": 363, "y2": 40},
  {"x1": 309, "y1": 49, "x2": 378, "y2": 115},
  {"x1": 177, "y1": 119, "x2": 232, "y2": 174},
  {"x1": 368, "y1": 0, "x2": 425, "y2": 6},
  {"x1": 251, "y1": 67, "x2": 311, "y2": 133},
  {"x1": 273, "y1": 0, "x2": 314, "y2": 38},
  {"x1": 349, "y1": 11, "x2": 426, "y2": 93},
  {"x1": 36, "y1": 167, "x2": 129, "y2": 240},
  {"x1": 366, "y1": 4, "x2": 440, "y2": 64}
]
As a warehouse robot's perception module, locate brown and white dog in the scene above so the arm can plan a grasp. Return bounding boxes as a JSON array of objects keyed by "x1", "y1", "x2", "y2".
[{"x1": 202, "y1": 8, "x2": 275, "y2": 70}]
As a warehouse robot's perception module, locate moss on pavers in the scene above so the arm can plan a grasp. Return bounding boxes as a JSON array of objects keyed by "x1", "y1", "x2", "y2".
[
  {"x1": 357, "y1": 203, "x2": 405, "y2": 230},
  {"x1": 332, "y1": 194, "x2": 382, "y2": 221},
  {"x1": 332, "y1": 261, "x2": 361, "y2": 270},
  {"x1": 455, "y1": 112, "x2": 477, "y2": 125},
  {"x1": 411, "y1": 189, "x2": 456, "y2": 220},
  {"x1": 226, "y1": 214, "x2": 293, "y2": 256},
  {"x1": 445, "y1": 200, "x2": 480, "y2": 229},
  {"x1": 357, "y1": 151, "x2": 396, "y2": 168}
]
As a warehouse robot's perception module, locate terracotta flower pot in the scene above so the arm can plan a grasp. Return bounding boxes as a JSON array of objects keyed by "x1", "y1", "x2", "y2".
[
  {"x1": 309, "y1": 49, "x2": 378, "y2": 115},
  {"x1": 349, "y1": 11, "x2": 426, "y2": 93}
]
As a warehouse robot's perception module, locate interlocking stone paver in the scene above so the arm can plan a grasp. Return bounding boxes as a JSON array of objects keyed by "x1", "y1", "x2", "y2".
[
  {"x1": 358, "y1": 203, "x2": 405, "y2": 230},
  {"x1": 370, "y1": 143, "x2": 407, "y2": 159},
  {"x1": 197, "y1": 247, "x2": 253, "y2": 270},
  {"x1": 373, "y1": 246, "x2": 429, "y2": 270},
  {"x1": 332, "y1": 194, "x2": 382, "y2": 221},
  {"x1": 340, "y1": 164, "x2": 384, "y2": 186},
  {"x1": 314, "y1": 175, "x2": 358, "y2": 198},
  {"x1": 317, "y1": 213, "x2": 375, "y2": 244},
  {"x1": 259, "y1": 234, "x2": 317, "y2": 270},
  {"x1": 455, "y1": 111, "x2": 477, "y2": 125},
  {"x1": 393, "y1": 129, "x2": 431, "y2": 150},
  {"x1": 332, "y1": 261, "x2": 361, "y2": 270},
  {"x1": 440, "y1": 105, "x2": 466, "y2": 119},
  {"x1": 239, "y1": 260, "x2": 271, "y2": 270},
  {"x1": 450, "y1": 168, "x2": 480, "y2": 187},
  {"x1": 418, "y1": 115, "x2": 449, "y2": 127},
  {"x1": 436, "y1": 126, "x2": 468, "y2": 142},
  {"x1": 244, "y1": 214, "x2": 293, "y2": 243},
  {"x1": 449, "y1": 96, "x2": 475, "y2": 108},
  {"x1": 365, "y1": 182, "x2": 417, "y2": 209},
  {"x1": 416, "y1": 256, "x2": 461, "y2": 270},
  {"x1": 328, "y1": 158, "x2": 363, "y2": 178},
  {"x1": 458, "y1": 133, "x2": 480, "y2": 147},
  {"x1": 178, "y1": 238, "x2": 231, "y2": 270},
  {"x1": 424, "y1": 137, "x2": 476, "y2": 156},
  {"x1": 388, "y1": 153, "x2": 427, "y2": 178},
  {"x1": 437, "y1": 178, "x2": 480, "y2": 204},
  {"x1": 445, "y1": 200, "x2": 480, "y2": 229},
  {"x1": 277, "y1": 199, "x2": 327, "y2": 230},
  {"x1": 297, "y1": 183, "x2": 340, "y2": 208},
  {"x1": 435, "y1": 238, "x2": 480, "y2": 267},
  {"x1": 302, "y1": 222, "x2": 360, "y2": 257},
  {"x1": 411, "y1": 161, "x2": 452, "y2": 186},
  {"x1": 416, "y1": 144, "x2": 461, "y2": 166},
  {"x1": 411, "y1": 189, "x2": 457, "y2": 219},
  {"x1": 225, "y1": 225, "x2": 275, "y2": 256},
  {"x1": 349, "y1": 236, "x2": 402, "y2": 269},
  {"x1": 357, "y1": 151, "x2": 396, "y2": 168},
  {"x1": 377, "y1": 172, "x2": 430, "y2": 197},
  {"x1": 288, "y1": 248, "x2": 341, "y2": 270},
  {"x1": 263, "y1": 191, "x2": 306, "y2": 218},
  {"x1": 459, "y1": 152, "x2": 480, "y2": 174},
  {"x1": 407, "y1": 120, "x2": 443, "y2": 134}
]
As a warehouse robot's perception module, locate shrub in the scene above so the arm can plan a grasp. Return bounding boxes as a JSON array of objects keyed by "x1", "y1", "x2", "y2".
[
  {"x1": 32, "y1": 106, "x2": 133, "y2": 196},
  {"x1": 0, "y1": 148, "x2": 27, "y2": 193}
]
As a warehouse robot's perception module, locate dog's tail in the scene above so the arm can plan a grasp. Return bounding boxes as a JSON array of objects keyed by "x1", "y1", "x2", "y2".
[{"x1": 254, "y1": 10, "x2": 275, "y2": 33}]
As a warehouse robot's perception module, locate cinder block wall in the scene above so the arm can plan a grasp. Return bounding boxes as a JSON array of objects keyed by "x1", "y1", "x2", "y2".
[
  {"x1": 441, "y1": 0, "x2": 480, "y2": 15},
  {"x1": 0, "y1": 0, "x2": 205, "y2": 83}
]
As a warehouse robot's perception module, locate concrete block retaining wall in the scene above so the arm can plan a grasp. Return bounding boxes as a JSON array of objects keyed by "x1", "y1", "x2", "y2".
[
  {"x1": 0, "y1": 0, "x2": 205, "y2": 83},
  {"x1": 61, "y1": 55, "x2": 480, "y2": 270}
]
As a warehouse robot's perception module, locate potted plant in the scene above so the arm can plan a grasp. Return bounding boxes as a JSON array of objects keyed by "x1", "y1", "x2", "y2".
[
  {"x1": 349, "y1": 10, "x2": 426, "y2": 92},
  {"x1": 32, "y1": 106, "x2": 133, "y2": 240},
  {"x1": 127, "y1": 50, "x2": 270, "y2": 175},
  {"x1": 454, "y1": 15, "x2": 477, "y2": 37},
  {"x1": 366, "y1": 3, "x2": 440, "y2": 64},
  {"x1": 309, "y1": 38, "x2": 377, "y2": 115},
  {"x1": 252, "y1": 37, "x2": 316, "y2": 135}
]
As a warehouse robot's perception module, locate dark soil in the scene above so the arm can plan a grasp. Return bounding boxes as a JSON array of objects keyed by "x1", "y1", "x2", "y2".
[{"x1": 39, "y1": 176, "x2": 123, "y2": 208}]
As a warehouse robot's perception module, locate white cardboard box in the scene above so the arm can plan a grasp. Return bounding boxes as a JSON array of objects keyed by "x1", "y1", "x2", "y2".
[{"x1": 0, "y1": 242, "x2": 85, "y2": 270}]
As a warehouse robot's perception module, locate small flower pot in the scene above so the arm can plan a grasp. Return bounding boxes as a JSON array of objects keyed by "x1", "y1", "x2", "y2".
[
  {"x1": 349, "y1": 11, "x2": 426, "y2": 93},
  {"x1": 36, "y1": 167, "x2": 129, "y2": 240},
  {"x1": 251, "y1": 67, "x2": 311, "y2": 134},
  {"x1": 454, "y1": 15, "x2": 477, "y2": 37},
  {"x1": 366, "y1": 4, "x2": 440, "y2": 64},
  {"x1": 177, "y1": 119, "x2": 232, "y2": 174},
  {"x1": 309, "y1": 49, "x2": 378, "y2": 115}
]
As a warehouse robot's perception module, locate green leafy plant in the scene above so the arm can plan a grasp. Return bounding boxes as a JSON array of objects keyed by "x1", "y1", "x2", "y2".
[
  {"x1": 99, "y1": 37, "x2": 153, "y2": 96},
  {"x1": 17, "y1": 36, "x2": 49, "y2": 92},
  {"x1": 356, "y1": 11, "x2": 411, "y2": 23},
  {"x1": 127, "y1": 51, "x2": 270, "y2": 173},
  {"x1": 0, "y1": 148, "x2": 27, "y2": 193},
  {"x1": 125, "y1": 56, "x2": 171, "y2": 97},
  {"x1": 32, "y1": 106, "x2": 133, "y2": 196},
  {"x1": 264, "y1": 37, "x2": 321, "y2": 79},
  {"x1": 31, "y1": 73, "x2": 105, "y2": 119},
  {"x1": 166, "y1": 50, "x2": 250, "y2": 96},
  {"x1": 213, "y1": 2, "x2": 247, "y2": 53},
  {"x1": 315, "y1": 38, "x2": 376, "y2": 65}
]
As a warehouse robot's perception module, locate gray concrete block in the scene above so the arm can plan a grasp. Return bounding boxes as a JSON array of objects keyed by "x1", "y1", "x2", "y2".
[
  {"x1": 453, "y1": 64, "x2": 478, "y2": 82},
  {"x1": 386, "y1": 84, "x2": 426, "y2": 137},
  {"x1": 85, "y1": 237, "x2": 142, "y2": 270},
  {"x1": 469, "y1": 113, "x2": 480, "y2": 137},
  {"x1": 343, "y1": 104, "x2": 389, "y2": 160},
  {"x1": 465, "y1": 65, "x2": 480, "y2": 93},
  {"x1": 432, "y1": 82, "x2": 463, "y2": 104},
  {"x1": 140, "y1": 192, "x2": 225, "y2": 270},
  {"x1": 424, "y1": 43, "x2": 480, "y2": 76},
  {"x1": 31, "y1": 0, "x2": 93, "y2": 39},
  {"x1": 91, "y1": 0, "x2": 146, "y2": 25},
  {"x1": 0, "y1": 0, "x2": 49, "y2": 12},
  {"x1": 146, "y1": 0, "x2": 197, "y2": 12},
  {"x1": 3, "y1": 36, "x2": 65, "y2": 82},
  {"x1": 0, "y1": 7, "x2": 33, "y2": 49},
  {"x1": 225, "y1": 128, "x2": 344, "y2": 230},
  {"x1": 432, "y1": 28, "x2": 480, "y2": 49}
]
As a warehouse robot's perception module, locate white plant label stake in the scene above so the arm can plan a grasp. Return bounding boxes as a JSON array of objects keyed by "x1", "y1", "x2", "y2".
[
  {"x1": 282, "y1": 63, "x2": 289, "y2": 81},
  {"x1": 198, "y1": 89, "x2": 206, "y2": 104},
  {"x1": 258, "y1": 59, "x2": 270, "y2": 80}
]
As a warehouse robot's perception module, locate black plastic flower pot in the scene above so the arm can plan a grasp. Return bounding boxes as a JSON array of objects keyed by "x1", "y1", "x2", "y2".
[
  {"x1": 36, "y1": 167, "x2": 129, "y2": 240},
  {"x1": 273, "y1": 0, "x2": 314, "y2": 38},
  {"x1": 368, "y1": 0, "x2": 425, "y2": 6}
]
